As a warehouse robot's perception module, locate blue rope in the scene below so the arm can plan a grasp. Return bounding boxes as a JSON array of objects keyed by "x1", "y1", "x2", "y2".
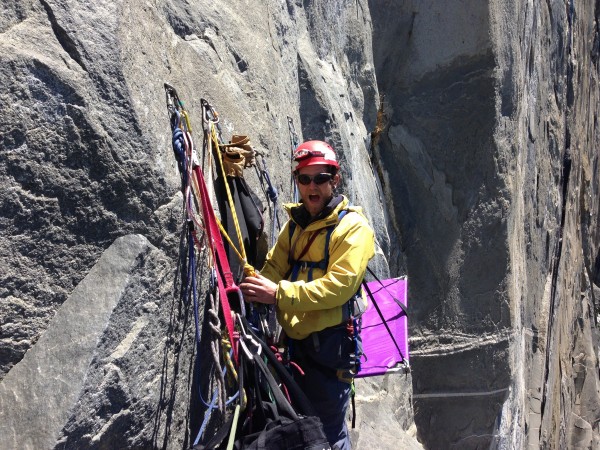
[
  {"x1": 194, "y1": 387, "x2": 220, "y2": 446},
  {"x1": 262, "y1": 169, "x2": 278, "y2": 203},
  {"x1": 171, "y1": 111, "x2": 187, "y2": 187}
]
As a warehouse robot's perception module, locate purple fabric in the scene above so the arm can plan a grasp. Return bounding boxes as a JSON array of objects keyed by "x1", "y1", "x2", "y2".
[{"x1": 356, "y1": 277, "x2": 408, "y2": 378}]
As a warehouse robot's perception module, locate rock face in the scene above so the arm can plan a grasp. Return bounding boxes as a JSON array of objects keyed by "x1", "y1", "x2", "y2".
[
  {"x1": 0, "y1": 235, "x2": 160, "y2": 449},
  {"x1": 0, "y1": 1, "x2": 412, "y2": 449},
  {"x1": 0, "y1": 1, "x2": 598, "y2": 450},
  {"x1": 369, "y1": 0, "x2": 600, "y2": 448}
]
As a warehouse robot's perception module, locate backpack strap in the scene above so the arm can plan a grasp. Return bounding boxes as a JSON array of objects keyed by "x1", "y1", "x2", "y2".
[
  {"x1": 284, "y1": 228, "x2": 322, "y2": 281},
  {"x1": 286, "y1": 210, "x2": 349, "y2": 282}
]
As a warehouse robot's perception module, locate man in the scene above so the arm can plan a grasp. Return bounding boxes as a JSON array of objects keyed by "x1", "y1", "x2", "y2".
[{"x1": 240, "y1": 140, "x2": 375, "y2": 449}]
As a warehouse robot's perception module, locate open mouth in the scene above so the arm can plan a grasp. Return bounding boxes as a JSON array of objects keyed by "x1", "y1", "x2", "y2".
[{"x1": 308, "y1": 194, "x2": 320, "y2": 202}]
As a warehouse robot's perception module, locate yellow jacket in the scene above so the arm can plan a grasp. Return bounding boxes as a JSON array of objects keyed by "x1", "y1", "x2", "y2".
[{"x1": 260, "y1": 196, "x2": 375, "y2": 339}]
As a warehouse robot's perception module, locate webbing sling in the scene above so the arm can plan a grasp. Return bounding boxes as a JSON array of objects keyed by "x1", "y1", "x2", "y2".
[
  {"x1": 240, "y1": 316, "x2": 316, "y2": 417},
  {"x1": 192, "y1": 163, "x2": 238, "y2": 360}
]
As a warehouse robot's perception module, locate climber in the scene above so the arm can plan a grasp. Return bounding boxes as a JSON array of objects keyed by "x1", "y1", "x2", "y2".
[{"x1": 240, "y1": 140, "x2": 375, "y2": 450}]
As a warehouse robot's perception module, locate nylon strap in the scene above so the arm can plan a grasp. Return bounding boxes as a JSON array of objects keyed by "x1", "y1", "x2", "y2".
[
  {"x1": 286, "y1": 228, "x2": 322, "y2": 281},
  {"x1": 286, "y1": 209, "x2": 349, "y2": 281},
  {"x1": 192, "y1": 163, "x2": 237, "y2": 361}
]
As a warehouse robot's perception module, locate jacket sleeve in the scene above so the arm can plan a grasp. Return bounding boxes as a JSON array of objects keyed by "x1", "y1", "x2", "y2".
[
  {"x1": 259, "y1": 221, "x2": 292, "y2": 283},
  {"x1": 275, "y1": 214, "x2": 375, "y2": 312}
]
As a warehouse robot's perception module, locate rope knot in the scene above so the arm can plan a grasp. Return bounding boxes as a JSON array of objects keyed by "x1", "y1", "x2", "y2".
[{"x1": 243, "y1": 263, "x2": 256, "y2": 277}]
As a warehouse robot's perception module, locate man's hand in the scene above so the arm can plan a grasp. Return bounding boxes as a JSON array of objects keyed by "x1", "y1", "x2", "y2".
[{"x1": 239, "y1": 273, "x2": 277, "y2": 305}]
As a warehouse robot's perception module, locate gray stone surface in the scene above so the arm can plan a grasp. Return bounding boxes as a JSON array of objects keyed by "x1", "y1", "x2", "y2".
[
  {"x1": 1, "y1": 0, "x2": 599, "y2": 449},
  {"x1": 369, "y1": 0, "x2": 600, "y2": 448},
  {"x1": 353, "y1": 374, "x2": 421, "y2": 449},
  {"x1": 0, "y1": 234, "x2": 152, "y2": 449},
  {"x1": 0, "y1": 1, "x2": 415, "y2": 449}
]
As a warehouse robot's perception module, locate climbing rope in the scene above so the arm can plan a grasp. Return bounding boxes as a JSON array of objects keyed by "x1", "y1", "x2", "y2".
[
  {"x1": 287, "y1": 116, "x2": 300, "y2": 202},
  {"x1": 208, "y1": 285, "x2": 227, "y2": 413}
]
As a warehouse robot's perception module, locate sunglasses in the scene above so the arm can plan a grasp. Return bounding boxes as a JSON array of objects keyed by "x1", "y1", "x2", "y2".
[{"x1": 296, "y1": 173, "x2": 334, "y2": 185}]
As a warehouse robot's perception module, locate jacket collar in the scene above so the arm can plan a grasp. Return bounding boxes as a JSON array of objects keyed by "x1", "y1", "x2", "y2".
[{"x1": 287, "y1": 195, "x2": 346, "y2": 229}]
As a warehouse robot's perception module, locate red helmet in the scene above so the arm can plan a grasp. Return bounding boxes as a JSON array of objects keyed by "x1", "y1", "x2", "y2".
[{"x1": 292, "y1": 140, "x2": 340, "y2": 171}]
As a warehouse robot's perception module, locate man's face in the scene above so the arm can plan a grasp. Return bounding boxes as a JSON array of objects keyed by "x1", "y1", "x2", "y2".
[{"x1": 296, "y1": 164, "x2": 339, "y2": 217}]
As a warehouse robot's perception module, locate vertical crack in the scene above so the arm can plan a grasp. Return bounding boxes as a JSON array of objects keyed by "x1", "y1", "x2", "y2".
[
  {"x1": 593, "y1": 0, "x2": 600, "y2": 65},
  {"x1": 39, "y1": 0, "x2": 87, "y2": 72},
  {"x1": 407, "y1": 11, "x2": 417, "y2": 39},
  {"x1": 539, "y1": 146, "x2": 572, "y2": 428},
  {"x1": 538, "y1": 1, "x2": 576, "y2": 433}
]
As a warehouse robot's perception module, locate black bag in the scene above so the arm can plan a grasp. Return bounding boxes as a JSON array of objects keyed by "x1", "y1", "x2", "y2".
[
  {"x1": 241, "y1": 414, "x2": 330, "y2": 450},
  {"x1": 236, "y1": 325, "x2": 331, "y2": 450},
  {"x1": 213, "y1": 136, "x2": 265, "y2": 283}
]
